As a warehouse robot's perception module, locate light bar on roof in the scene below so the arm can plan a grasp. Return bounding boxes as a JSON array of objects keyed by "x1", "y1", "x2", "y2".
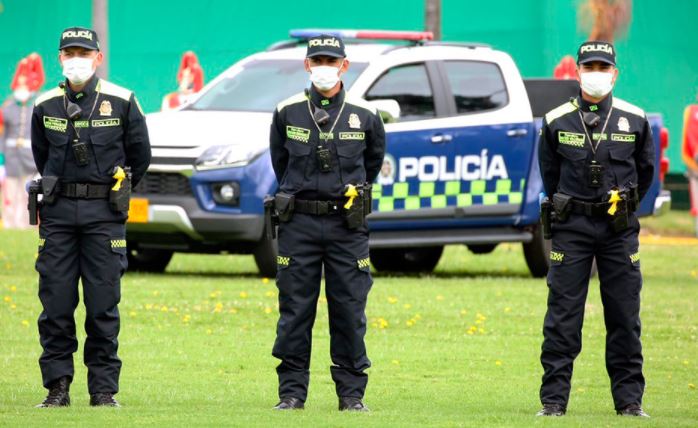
[{"x1": 289, "y1": 29, "x2": 434, "y2": 42}]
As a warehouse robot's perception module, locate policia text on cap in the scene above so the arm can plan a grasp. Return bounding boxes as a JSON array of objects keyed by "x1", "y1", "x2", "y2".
[
  {"x1": 536, "y1": 41, "x2": 654, "y2": 418},
  {"x1": 267, "y1": 34, "x2": 385, "y2": 412},
  {"x1": 30, "y1": 26, "x2": 151, "y2": 408}
]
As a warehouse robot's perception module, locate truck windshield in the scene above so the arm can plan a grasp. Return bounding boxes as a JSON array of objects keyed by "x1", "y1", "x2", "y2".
[{"x1": 188, "y1": 59, "x2": 367, "y2": 112}]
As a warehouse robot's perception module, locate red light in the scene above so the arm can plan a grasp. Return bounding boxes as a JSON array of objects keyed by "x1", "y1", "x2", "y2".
[{"x1": 660, "y1": 127, "x2": 669, "y2": 150}]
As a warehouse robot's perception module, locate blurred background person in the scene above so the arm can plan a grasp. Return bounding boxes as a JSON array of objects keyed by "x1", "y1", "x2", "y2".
[
  {"x1": 0, "y1": 53, "x2": 44, "y2": 229},
  {"x1": 682, "y1": 95, "x2": 698, "y2": 236},
  {"x1": 161, "y1": 51, "x2": 204, "y2": 111}
]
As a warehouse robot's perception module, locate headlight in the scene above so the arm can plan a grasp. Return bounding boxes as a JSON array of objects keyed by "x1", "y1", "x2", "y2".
[{"x1": 194, "y1": 145, "x2": 265, "y2": 171}]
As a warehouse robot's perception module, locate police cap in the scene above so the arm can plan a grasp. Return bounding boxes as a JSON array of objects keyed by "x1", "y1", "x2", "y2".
[
  {"x1": 306, "y1": 34, "x2": 346, "y2": 58},
  {"x1": 577, "y1": 41, "x2": 615, "y2": 66},
  {"x1": 59, "y1": 27, "x2": 100, "y2": 51}
]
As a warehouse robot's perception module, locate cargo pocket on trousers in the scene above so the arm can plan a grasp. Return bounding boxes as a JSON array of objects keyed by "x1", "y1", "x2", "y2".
[
  {"x1": 35, "y1": 236, "x2": 48, "y2": 276},
  {"x1": 628, "y1": 250, "x2": 640, "y2": 270},
  {"x1": 110, "y1": 237, "x2": 128, "y2": 285}
]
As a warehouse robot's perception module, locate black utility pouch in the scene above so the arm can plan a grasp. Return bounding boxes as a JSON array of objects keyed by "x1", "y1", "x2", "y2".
[
  {"x1": 540, "y1": 197, "x2": 553, "y2": 239},
  {"x1": 28, "y1": 180, "x2": 42, "y2": 225},
  {"x1": 552, "y1": 193, "x2": 573, "y2": 223},
  {"x1": 41, "y1": 176, "x2": 60, "y2": 205},
  {"x1": 274, "y1": 193, "x2": 295, "y2": 222},
  {"x1": 109, "y1": 168, "x2": 132, "y2": 213},
  {"x1": 609, "y1": 193, "x2": 630, "y2": 233},
  {"x1": 362, "y1": 183, "x2": 373, "y2": 216},
  {"x1": 263, "y1": 195, "x2": 279, "y2": 240},
  {"x1": 344, "y1": 186, "x2": 365, "y2": 230},
  {"x1": 71, "y1": 139, "x2": 90, "y2": 166}
]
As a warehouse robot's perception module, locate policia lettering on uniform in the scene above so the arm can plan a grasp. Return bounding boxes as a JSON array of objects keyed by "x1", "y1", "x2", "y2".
[
  {"x1": 267, "y1": 34, "x2": 385, "y2": 412},
  {"x1": 30, "y1": 26, "x2": 151, "y2": 408},
  {"x1": 536, "y1": 41, "x2": 654, "y2": 418}
]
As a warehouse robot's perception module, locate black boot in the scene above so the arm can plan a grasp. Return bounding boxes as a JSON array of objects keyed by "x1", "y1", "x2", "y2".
[
  {"x1": 339, "y1": 397, "x2": 369, "y2": 412},
  {"x1": 90, "y1": 393, "x2": 120, "y2": 407},
  {"x1": 36, "y1": 376, "x2": 71, "y2": 408},
  {"x1": 617, "y1": 404, "x2": 649, "y2": 417},
  {"x1": 536, "y1": 403, "x2": 566, "y2": 416},
  {"x1": 273, "y1": 397, "x2": 304, "y2": 410}
]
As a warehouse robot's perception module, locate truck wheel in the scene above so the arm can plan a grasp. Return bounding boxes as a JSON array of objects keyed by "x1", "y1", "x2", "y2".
[
  {"x1": 127, "y1": 248, "x2": 173, "y2": 273},
  {"x1": 371, "y1": 246, "x2": 444, "y2": 273},
  {"x1": 253, "y1": 236, "x2": 278, "y2": 278},
  {"x1": 523, "y1": 226, "x2": 550, "y2": 278},
  {"x1": 467, "y1": 244, "x2": 498, "y2": 254}
]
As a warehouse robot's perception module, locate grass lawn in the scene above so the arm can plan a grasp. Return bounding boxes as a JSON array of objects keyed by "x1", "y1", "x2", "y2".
[{"x1": 0, "y1": 214, "x2": 696, "y2": 427}]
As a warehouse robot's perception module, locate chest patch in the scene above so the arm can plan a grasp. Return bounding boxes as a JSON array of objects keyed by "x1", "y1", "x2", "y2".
[
  {"x1": 286, "y1": 126, "x2": 310, "y2": 143},
  {"x1": 339, "y1": 132, "x2": 365, "y2": 141},
  {"x1": 43, "y1": 116, "x2": 68, "y2": 132},
  {"x1": 558, "y1": 131, "x2": 585, "y2": 147},
  {"x1": 611, "y1": 133, "x2": 636, "y2": 143},
  {"x1": 617, "y1": 116, "x2": 630, "y2": 132},
  {"x1": 348, "y1": 113, "x2": 361, "y2": 129},
  {"x1": 92, "y1": 118, "x2": 121, "y2": 127},
  {"x1": 99, "y1": 100, "x2": 113, "y2": 116}
]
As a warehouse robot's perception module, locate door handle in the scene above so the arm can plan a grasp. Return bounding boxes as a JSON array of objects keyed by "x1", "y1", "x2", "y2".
[
  {"x1": 506, "y1": 128, "x2": 528, "y2": 138},
  {"x1": 431, "y1": 134, "x2": 453, "y2": 144}
]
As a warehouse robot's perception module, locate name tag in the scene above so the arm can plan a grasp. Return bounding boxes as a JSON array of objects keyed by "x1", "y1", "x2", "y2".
[
  {"x1": 92, "y1": 118, "x2": 121, "y2": 127},
  {"x1": 611, "y1": 133, "x2": 636, "y2": 143},
  {"x1": 286, "y1": 126, "x2": 310, "y2": 143},
  {"x1": 558, "y1": 131, "x2": 585, "y2": 147},
  {"x1": 74, "y1": 120, "x2": 90, "y2": 128},
  {"x1": 339, "y1": 132, "x2": 365, "y2": 141},
  {"x1": 43, "y1": 116, "x2": 68, "y2": 132}
]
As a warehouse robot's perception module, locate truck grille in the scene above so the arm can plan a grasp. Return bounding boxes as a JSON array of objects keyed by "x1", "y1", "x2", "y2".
[{"x1": 134, "y1": 172, "x2": 192, "y2": 196}]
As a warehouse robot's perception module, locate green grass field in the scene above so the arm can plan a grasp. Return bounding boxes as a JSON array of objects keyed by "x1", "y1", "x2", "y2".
[{"x1": 1, "y1": 213, "x2": 697, "y2": 427}]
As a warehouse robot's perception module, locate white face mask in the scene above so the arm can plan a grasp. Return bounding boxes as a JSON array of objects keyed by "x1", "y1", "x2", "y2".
[
  {"x1": 309, "y1": 64, "x2": 342, "y2": 91},
  {"x1": 580, "y1": 71, "x2": 614, "y2": 98},
  {"x1": 13, "y1": 88, "x2": 31, "y2": 103},
  {"x1": 62, "y1": 57, "x2": 95, "y2": 85}
]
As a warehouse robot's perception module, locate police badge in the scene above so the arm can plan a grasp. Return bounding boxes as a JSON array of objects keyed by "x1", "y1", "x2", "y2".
[
  {"x1": 348, "y1": 113, "x2": 361, "y2": 129},
  {"x1": 617, "y1": 116, "x2": 630, "y2": 132},
  {"x1": 99, "y1": 100, "x2": 112, "y2": 116}
]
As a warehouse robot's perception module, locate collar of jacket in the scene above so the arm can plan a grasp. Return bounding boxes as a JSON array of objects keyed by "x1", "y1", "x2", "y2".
[
  {"x1": 577, "y1": 91, "x2": 613, "y2": 114},
  {"x1": 309, "y1": 83, "x2": 345, "y2": 109},
  {"x1": 64, "y1": 76, "x2": 99, "y2": 102}
]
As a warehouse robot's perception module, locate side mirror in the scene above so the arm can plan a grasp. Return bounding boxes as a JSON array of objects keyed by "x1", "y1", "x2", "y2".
[{"x1": 367, "y1": 99, "x2": 401, "y2": 123}]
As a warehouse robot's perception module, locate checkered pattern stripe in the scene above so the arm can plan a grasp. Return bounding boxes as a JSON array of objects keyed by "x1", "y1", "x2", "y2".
[
  {"x1": 277, "y1": 256, "x2": 290, "y2": 266},
  {"x1": 550, "y1": 251, "x2": 564, "y2": 262},
  {"x1": 39, "y1": 238, "x2": 46, "y2": 248},
  {"x1": 372, "y1": 179, "x2": 526, "y2": 212},
  {"x1": 111, "y1": 239, "x2": 127, "y2": 248},
  {"x1": 629, "y1": 252, "x2": 640, "y2": 263},
  {"x1": 357, "y1": 257, "x2": 371, "y2": 269}
]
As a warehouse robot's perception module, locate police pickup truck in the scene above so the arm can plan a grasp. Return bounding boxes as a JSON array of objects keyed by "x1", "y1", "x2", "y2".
[{"x1": 127, "y1": 29, "x2": 671, "y2": 277}]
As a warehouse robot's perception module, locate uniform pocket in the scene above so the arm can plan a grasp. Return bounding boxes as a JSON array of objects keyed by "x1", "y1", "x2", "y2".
[
  {"x1": 110, "y1": 237, "x2": 128, "y2": 284},
  {"x1": 336, "y1": 142, "x2": 366, "y2": 183},
  {"x1": 283, "y1": 142, "x2": 311, "y2": 190},
  {"x1": 46, "y1": 132, "x2": 70, "y2": 167},
  {"x1": 35, "y1": 236, "x2": 49, "y2": 276},
  {"x1": 608, "y1": 143, "x2": 637, "y2": 187},
  {"x1": 556, "y1": 145, "x2": 588, "y2": 186},
  {"x1": 90, "y1": 129, "x2": 125, "y2": 175}
]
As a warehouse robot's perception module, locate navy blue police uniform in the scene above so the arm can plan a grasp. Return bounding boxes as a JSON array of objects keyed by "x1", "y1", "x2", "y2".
[
  {"x1": 30, "y1": 27, "x2": 151, "y2": 406},
  {"x1": 537, "y1": 42, "x2": 654, "y2": 416},
  {"x1": 269, "y1": 35, "x2": 385, "y2": 410}
]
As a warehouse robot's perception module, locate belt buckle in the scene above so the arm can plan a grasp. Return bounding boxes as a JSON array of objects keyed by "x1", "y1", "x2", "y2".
[{"x1": 75, "y1": 184, "x2": 88, "y2": 198}]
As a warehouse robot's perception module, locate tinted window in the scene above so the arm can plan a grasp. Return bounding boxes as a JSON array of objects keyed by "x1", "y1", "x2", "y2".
[
  {"x1": 365, "y1": 63, "x2": 436, "y2": 122},
  {"x1": 189, "y1": 59, "x2": 366, "y2": 112},
  {"x1": 443, "y1": 61, "x2": 508, "y2": 114}
]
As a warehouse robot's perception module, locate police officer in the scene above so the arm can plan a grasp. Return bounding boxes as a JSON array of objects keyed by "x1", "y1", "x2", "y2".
[
  {"x1": 269, "y1": 34, "x2": 385, "y2": 411},
  {"x1": 536, "y1": 41, "x2": 654, "y2": 417},
  {"x1": 30, "y1": 27, "x2": 151, "y2": 407}
]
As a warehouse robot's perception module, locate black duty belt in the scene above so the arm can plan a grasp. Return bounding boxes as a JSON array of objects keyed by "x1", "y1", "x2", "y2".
[
  {"x1": 60, "y1": 183, "x2": 111, "y2": 199},
  {"x1": 569, "y1": 199, "x2": 610, "y2": 217},
  {"x1": 294, "y1": 199, "x2": 343, "y2": 215}
]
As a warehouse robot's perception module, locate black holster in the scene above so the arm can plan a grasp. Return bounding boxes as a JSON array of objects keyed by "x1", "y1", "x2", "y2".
[
  {"x1": 28, "y1": 180, "x2": 42, "y2": 226},
  {"x1": 264, "y1": 195, "x2": 279, "y2": 240},
  {"x1": 540, "y1": 197, "x2": 553, "y2": 239},
  {"x1": 274, "y1": 193, "x2": 295, "y2": 223},
  {"x1": 608, "y1": 186, "x2": 635, "y2": 233},
  {"x1": 109, "y1": 166, "x2": 132, "y2": 213},
  {"x1": 552, "y1": 193, "x2": 573, "y2": 223}
]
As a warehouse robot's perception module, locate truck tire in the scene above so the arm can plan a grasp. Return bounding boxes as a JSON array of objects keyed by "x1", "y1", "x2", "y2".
[
  {"x1": 127, "y1": 247, "x2": 174, "y2": 273},
  {"x1": 467, "y1": 244, "x2": 498, "y2": 254},
  {"x1": 523, "y1": 226, "x2": 550, "y2": 278},
  {"x1": 253, "y1": 236, "x2": 278, "y2": 278},
  {"x1": 371, "y1": 246, "x2": 444, "y2": 273}
]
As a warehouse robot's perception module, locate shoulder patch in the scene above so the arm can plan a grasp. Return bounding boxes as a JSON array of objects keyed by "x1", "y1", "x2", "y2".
[
  {"x1": 612, "y1": 97, "x2": 645, "y2": 118},
  {"x1": 545, "y1": 101, "x2": 578, "y2": 125},
  {"x1": 98, "y1": 79, "x2": 132, "y2": 101},
  {"x1": 276, "y1": 92, "x2": 308, "y2": 112},
  {"x1": 345, "y1": 96, "x2": 377, "y2": 115},
  {"x1": 34, "y1": 87, "x2": 65, "y2": 106}
]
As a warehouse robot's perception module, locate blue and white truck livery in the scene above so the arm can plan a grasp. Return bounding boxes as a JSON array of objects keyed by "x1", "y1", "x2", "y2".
[{"x1": 127, "y1": 29, "x2": 671, "y2": 277}]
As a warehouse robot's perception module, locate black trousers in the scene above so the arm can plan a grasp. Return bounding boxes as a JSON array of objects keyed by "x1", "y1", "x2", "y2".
[
  {"x1": 272, "y1": 212, "x2": 372, "y2": 402},
  {"x1": 36, "y1": 197, "x2": 127, "y2": 394},
  {"x1": 540, "y1": 213, "x2": 645, "y2": 410}
]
